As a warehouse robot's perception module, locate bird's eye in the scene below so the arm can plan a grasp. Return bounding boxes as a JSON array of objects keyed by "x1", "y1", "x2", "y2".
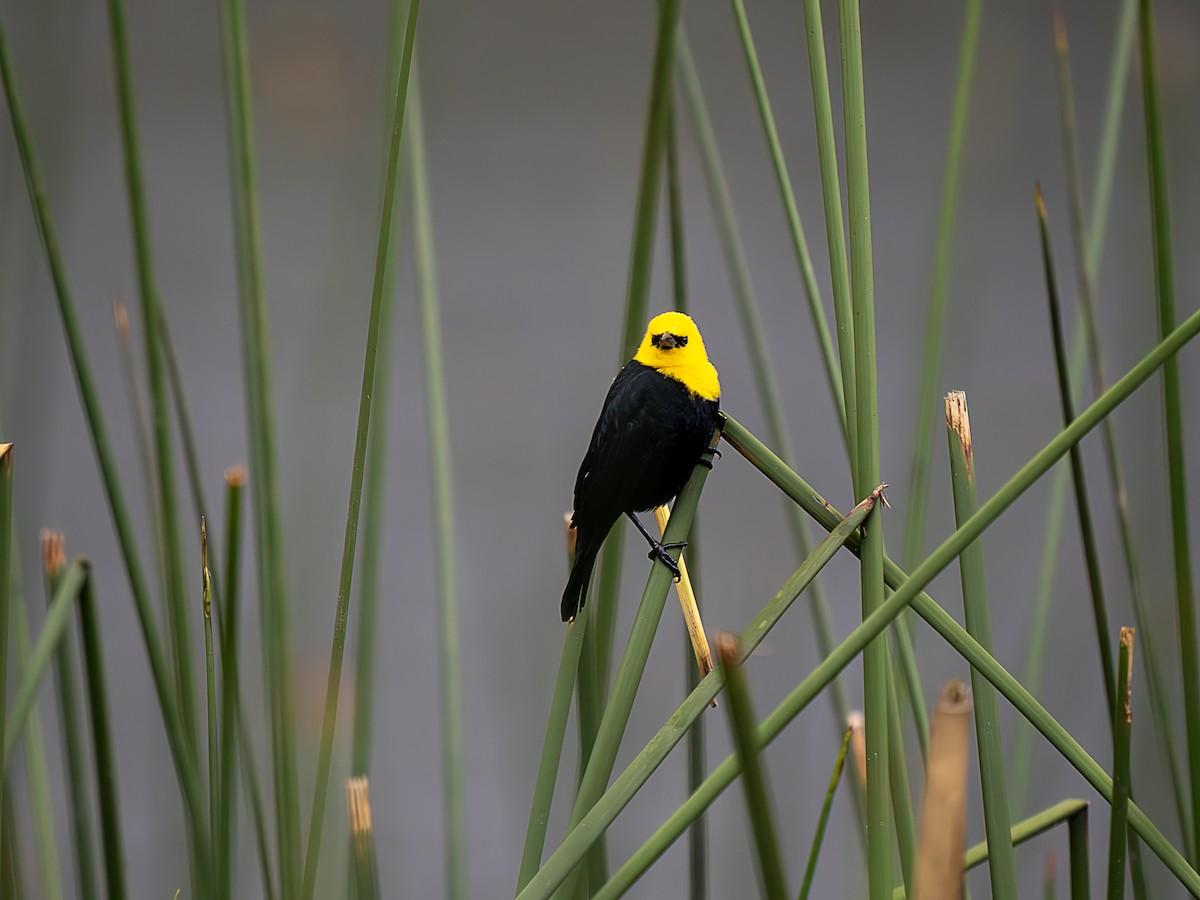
[
  {"x1": 677, "y1": 335, "x2": 688, "y2": 347},
  {"x1": 651, "y1": 333, "x2": 664, "y2": 348}
]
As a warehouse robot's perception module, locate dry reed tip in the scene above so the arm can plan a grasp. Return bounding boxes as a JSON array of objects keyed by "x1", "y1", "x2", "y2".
[
  {"x1": 41, "y1": 529, "x2": 66, "y2": 578},
  {"x1": 1120, "y1": 626, "x2": 1135, "y2": 724},
  {"x1": 1052, "y1": 10, "x2": 1068, "y2": 55},
  {"x1": 347, "y1": 776, "x2": 373, "y2": 835},
  {"x1": 937, "y1": 678, "x2": 972, "y2": 715},
  {"x1": 1044, "y1": 847, "x2": 1056, "y2": 883},
  {"x1": 944, "y1": 391, "x2": 972, "y2": 471},
  {"x1": 563, "y1": 511, "x2": 577, "y2": 561},
  {"x1": 715, "y1": 631, "x2": 740, "y2": 670},
  {"x1": 224, "y1": 465, "x2": 247, "y2": 487},
  {"x1": 113, "y1": 298, "x2": 129, "y2": 337},
  {"x1": 1034, "y1": 182, "x2": 1047, "y2": 222},
  {"x1": 847, "y1": 711, "x2": 867, "y2": 787},
  {"x1": 0, "y1": 442, "x2": 11, "y2": 471},
  {"x1": 201, "y1": 517, "x2": 211, "y2": 620}
]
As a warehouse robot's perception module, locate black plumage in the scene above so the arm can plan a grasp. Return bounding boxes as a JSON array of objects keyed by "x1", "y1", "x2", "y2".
[{"x1": 561, "y1": 360, "x2": 720, "y2": 621}]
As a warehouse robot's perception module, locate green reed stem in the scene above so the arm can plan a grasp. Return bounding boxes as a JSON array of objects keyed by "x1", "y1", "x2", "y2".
[
  {"x1": 674, "y1": 35, "x2": 851, "y2": 741},
  {"x1": 351, "y1": 0, "x2": 409, "y2": 787},
  {"x1": 1108, "y1": 629, "x2": 1134, "y2": 900},
  {"x1": 901, "y1": 0, "x2": 982, "y2": 573},
  {"x1": 553, "y1": 436, "x2": 716, "y2": 900},
  {"x1": 835, "y1": 1, "x2": 889, "y2": 896},
  {"x1": 218, "y1": 469, "x2": 244, "y2": 895},
  {"x1": 727, "y1": 0, "x2": 846, "y2": 448},
  {"x1": 1052, "y1": 11, "x2": 1183, "y2": 872},
  {"x1": 0, "y1": 444, "x2": 9, "y2": 866},
  {"x1": 591, "y1": 0, "x2": 684, "y2": 707},
  {"x1": 201, "y1": 526, "x2": 219, "y2": 899},
  {"x1": 945, "y1": 392, "x2": 1016, "y2": 898},
  {"x1": 104, "y1": 0, "x2": 198, "y2": 754},
  {"x1": 719, "y1": 635, "x2": 788, "y2": 900},
  {"x1": 12, "y1": 598, "x2": 63, "y2": 900},
  {"x1": 799, "y1": 728, "x2": 851, "y2": 900},
  {"x1": 1011, "y1": 0, "x2": 1138, "y2": 818},
  {"x1": 1138, "y1": 0, "x2": 1199, "y2": 865},
  {"x1": 0, "y1": 9, "x2": 208, "y2": 863},
  {"x1": 1037, "y1": 189, "x2": 1117, "y2": 713},
  {"x1": 799, "y1": 0, "x2": 855, "y2": 460},
  {"x1": 722, "y1": 416, "x2": 1200, "y2": 893},
  {"x1": 214, "y1": 0, "x2": 299, "y2": 885},
  {"x1": 895, "y1": 0, "x2": 980, "y2": 760},
  {"x1": 522, "y1": 486, "x2": 879, "y2": 900},
  {"x1": 517, "y1": 608, "x2": 591, "y2": 893},
  {"x1": 239, "y1": 720, "x2": 278, "y2": 900},
  {"x1": 77, "y1": 567, "x2": 128, "y2": 900},
  {"x1": 1, "y1": 793, "x2": 22, "y2": 899},
  {"x1": 1069, "y1": 808, "x2": 1091, "y2": 900},
  {"x1": 575, "y1": 594, "x2": 607, "y2": 893},
  {"x1": 40, "y1": 536, "x2": 100, "y2": 900},
  {"x1": 885, "y1": 662, "x2": 915, "y2": 896},
  {"x1": 891, "y1": 799, "x2": 1088, "y2": 898},
  {"x1": 409, "y1": 59, "x2": 470, "y2": 900},
  {"x1": 299, "y1": 5, "x2": 421, "y2": 897},
  {"x1": 4, "y1": 559, "x2": 86, "y2": 764},
  {"x1": 664, "y1": 107, "x2": 708, "y2": 900}
]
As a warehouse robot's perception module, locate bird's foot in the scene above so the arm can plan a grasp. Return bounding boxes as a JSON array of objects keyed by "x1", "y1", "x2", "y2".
[
  {"x1": 697, "y1": 444, "x2": 722, "y2": 470},
  {"x1": 647, "y1": 540, "x2": 686, "y2": 581}
]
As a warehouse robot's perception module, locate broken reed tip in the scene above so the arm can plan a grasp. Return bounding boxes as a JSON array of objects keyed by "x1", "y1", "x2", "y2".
[
  {"x1": 347, "y1": 776, "x2": 373, "y2": 835},
  {"x1": 846, "y1": 711, "x2": 867, "y2": 787},
  {"x1": 1052, "y1": 10, "x2": 1068, "y2": 54},
  {"x1": 113, "y1": 298, "x2": 129, "y2": 335},
  {"x1": 224, "y1": 465, "x2": 247, "y2": 487},
  {"x1": 937, "y1": 678, "x2": 972, "y2": 715},
  {"x1": 41, "y1": 529, "x2": 65, "y2": 578},
  {"x1": 1034, "y1": 182, "x2": 1047, "y2": 221},
  {"x1": 1120, "y1": 626, "x2": 1135, "y2": 723},
  {"x1": 563, "y1": 511, "x2": 577, "y2": 560},
  {"x1": 944, "y1": 390, "x2": 972, "y2": 469}
]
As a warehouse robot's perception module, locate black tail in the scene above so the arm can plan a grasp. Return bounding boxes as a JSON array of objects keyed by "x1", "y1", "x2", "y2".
[{"x1": 561, "y1": 537, "x2": 601, "y2": 622}]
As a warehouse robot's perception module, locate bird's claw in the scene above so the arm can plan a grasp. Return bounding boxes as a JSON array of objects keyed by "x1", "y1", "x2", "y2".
[
  {"x1": 697, "y1": 445, "x2": 722, "y2": 470},
  {"x1": 647, "y1": 540, "x2": 686, "y2": 581}
]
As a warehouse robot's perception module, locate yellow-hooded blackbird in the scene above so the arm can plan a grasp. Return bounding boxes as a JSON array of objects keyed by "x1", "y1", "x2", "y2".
[{"x1": 561, "y1": 311, "x2": 721, "y2": 621}]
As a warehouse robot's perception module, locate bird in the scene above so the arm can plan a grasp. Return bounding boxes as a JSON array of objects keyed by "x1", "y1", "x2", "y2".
[{"x1": 561, "y1": 311, "x2": 722, "y2": 622}]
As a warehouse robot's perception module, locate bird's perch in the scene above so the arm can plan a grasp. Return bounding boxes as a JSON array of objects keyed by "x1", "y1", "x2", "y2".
[{"x1": 654, "y1": 505, "x2": 715, "y2": 701}]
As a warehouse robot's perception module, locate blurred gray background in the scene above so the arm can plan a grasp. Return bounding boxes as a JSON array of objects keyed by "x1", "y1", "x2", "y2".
[{"x1": 2, "y1": 0, "x2": 1199, "y2": 896}]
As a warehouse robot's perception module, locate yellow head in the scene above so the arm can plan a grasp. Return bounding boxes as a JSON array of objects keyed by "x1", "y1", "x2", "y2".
[{"x1": 632, "y1": 311, "x2": 720, "y2": 401}]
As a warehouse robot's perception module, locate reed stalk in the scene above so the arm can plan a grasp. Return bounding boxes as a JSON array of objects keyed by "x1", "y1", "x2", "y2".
[
  {"x1": 77, "y1": 567, "x2": 128, "y2": 900},
  {"x1": 798, "y1": 728, "x2": 851, "y2": 900},
  {"x1": 718, "y1": 634, "x2": 788, "y2": 900},
  {"x1": 41, "y1": 531, "x2": 99, "y2": 900},
  {"x1": 590, "y1": 0, "x2": 684, "y2": 708},
  {"x1": 214, "y1": 0, "x2": 299, "y2": 884},
  {"x1": 0, "y1": 10, "x2": 208, "y2": 862},
  {"x1": 299, "y1": 3, "x2": 422, "y2": 896},
  {"x1": 0, "y1": 444, "x2": 9, "y2": 866},
  {"x1": 524, "y1": 486, "x2": 881, "y2": 900},
  {"x1": 727, "y1": 0, "x2": 847, "y2": 447},
  {"x1": 835, "y1": 1, "x2": 889, "y2": 895},
  {"x1": 944, "y1": 391, "x2": 1016, "y2": 898},
  {"x1": 104, "y1": 0, "x2": 198, "y2": 758},
  {"x1": 1107, "y1": 629, "x2": 1135, "y2": 900},
  {"x1": 1137, "y1": 0, "x2": 1199, "y2": 865}
]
